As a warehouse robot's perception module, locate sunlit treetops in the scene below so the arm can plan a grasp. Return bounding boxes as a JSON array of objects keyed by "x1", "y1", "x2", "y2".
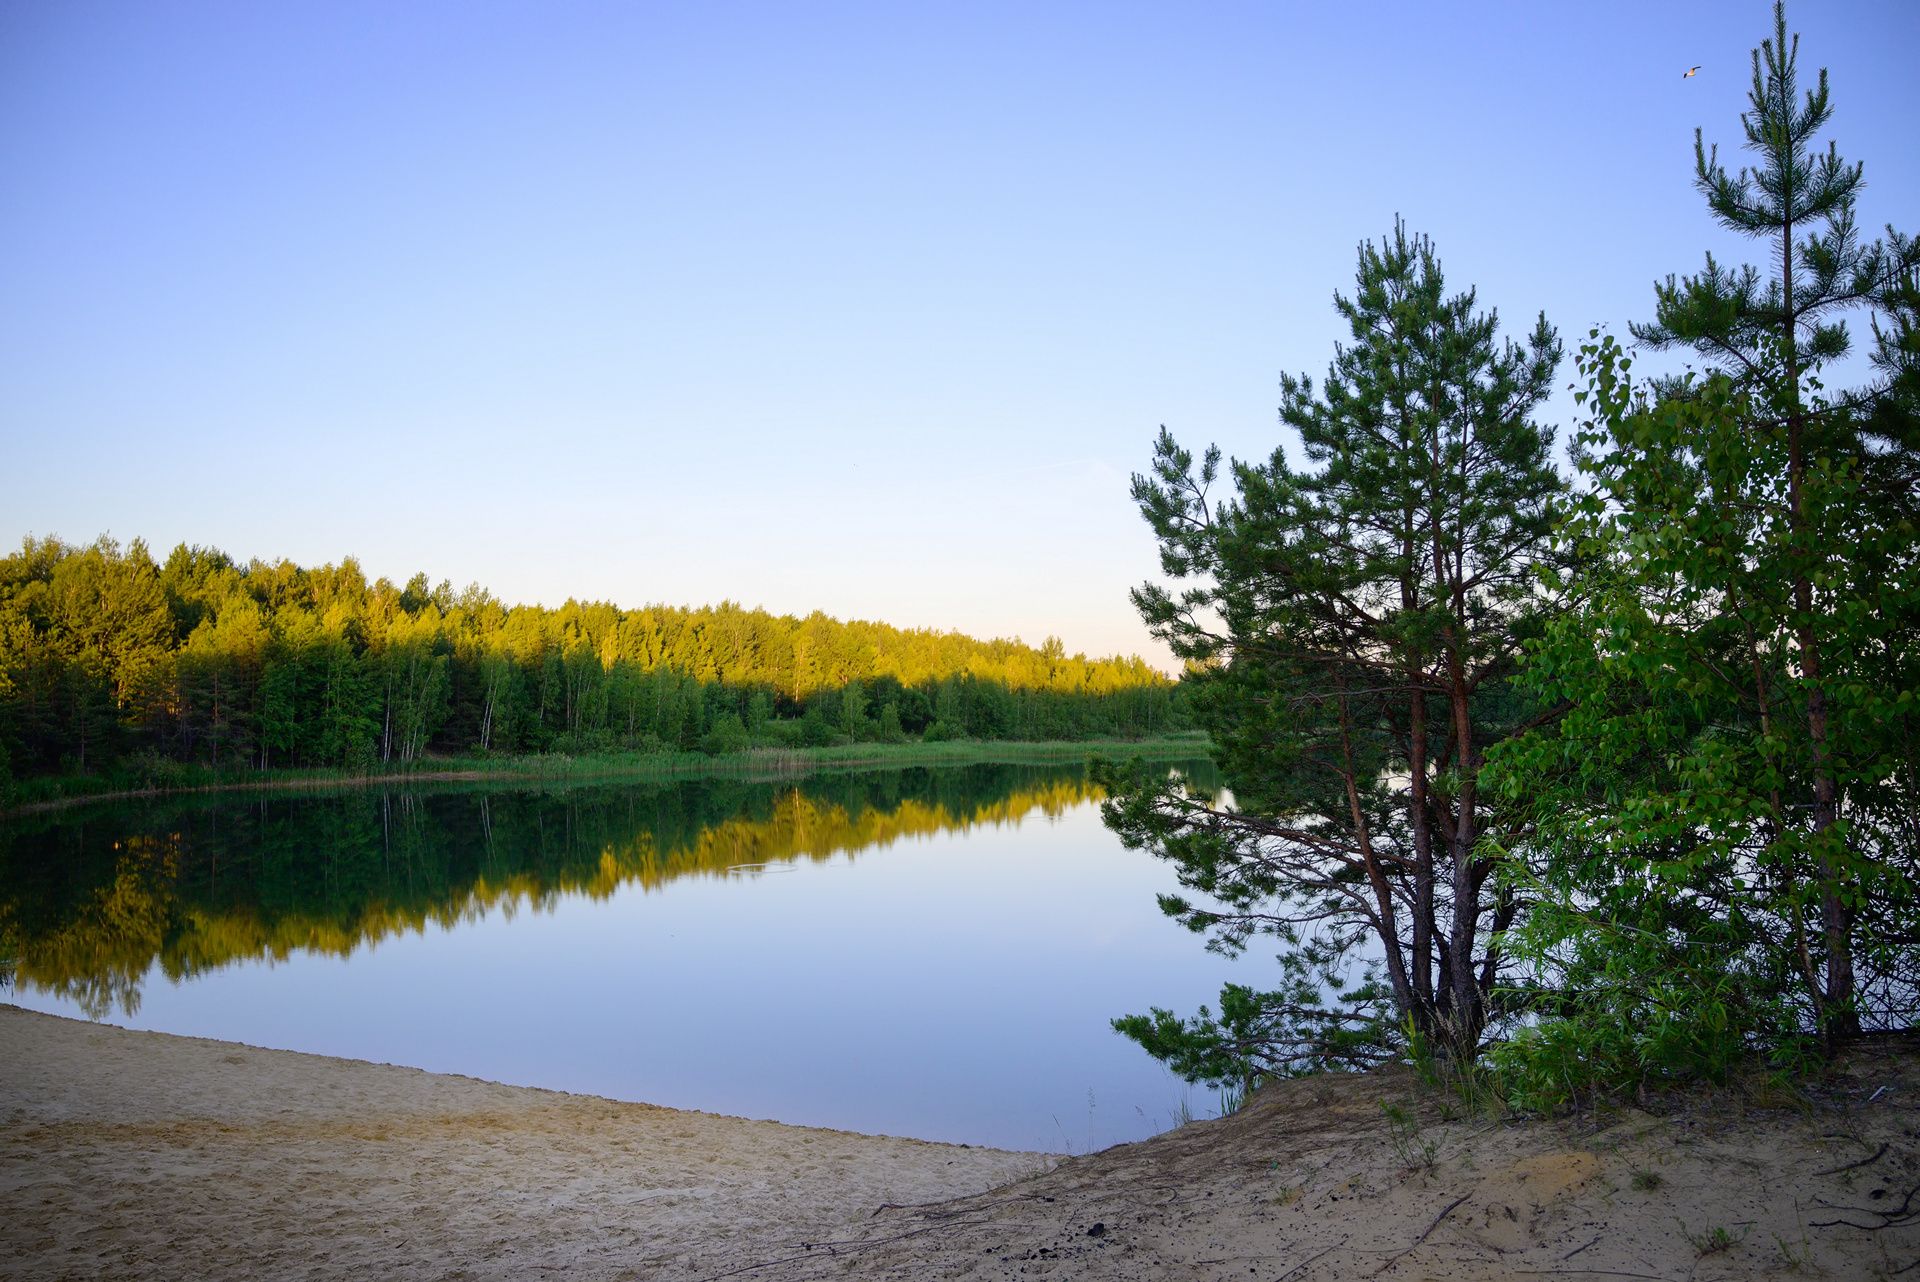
[
  {"x1": 136, "y1": 536, "x2": 1160, "y2": 696},
  {"x1": 0, "y1": 535, "x2": 1186, "y2": 782}
]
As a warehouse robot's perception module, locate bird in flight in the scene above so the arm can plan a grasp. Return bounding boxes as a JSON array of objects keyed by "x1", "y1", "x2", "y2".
[{"x1": 1683, "y1": 65, "x2": 1702, "y2": 78}]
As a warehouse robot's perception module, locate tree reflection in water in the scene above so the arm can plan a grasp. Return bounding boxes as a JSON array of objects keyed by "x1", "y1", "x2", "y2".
[{"x1": 1, "y1": 761, "x2": 1216, "y2": 1019}]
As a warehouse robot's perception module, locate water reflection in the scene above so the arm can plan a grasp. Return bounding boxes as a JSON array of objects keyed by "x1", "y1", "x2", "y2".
[
  {"x1": 0, "y1": 763, "x2": 1209, "y2": 1020},
  {"x1": 2, "y1": 760, "x2": 1239, "y2": 1149}
]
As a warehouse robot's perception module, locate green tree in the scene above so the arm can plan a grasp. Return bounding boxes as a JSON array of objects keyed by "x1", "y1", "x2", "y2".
[
  {"x1": 316, "y1": 632, "x2": 378, "y2": 770},
  {"x1": 1491, "y1": 2, "x2": 1919, "y2": 1077},
  {"x1": 701, "y1": 710, "x2": 749, "y2": 756},
  {"x1": 257, "y1": 648, "x2": 301, "y2": 770},
  {"x1": 377, "y1": 611, "x2": 450, "y2": 764},
  {"x1": 1102, "y1": 224, "x2": 1565, "y2": 1076},
  {"x1": 745, "y1": 689, "x2": 774, "y2": 739},
  {"x1": 474, "y1": 647, "x2": 516, "y2": 752},
  {"x1": 177, "y1": 597, "x2": 267, "y2": 767},
  {"x1": 840, "y1": 679, "x2": 869, "y2": 744}
]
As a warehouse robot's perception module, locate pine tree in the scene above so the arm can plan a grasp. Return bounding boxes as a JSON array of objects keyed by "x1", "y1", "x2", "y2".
[
  {"x1": 1624, "y1": 0, "x2": 1919, "y2": 1039},
  {"x1": 1102, "y1": 224, "x2": 1565, "y2": 1076},
  {"x1": 1484, "y1": 7, "x2": 1917, "y2": 1094}
]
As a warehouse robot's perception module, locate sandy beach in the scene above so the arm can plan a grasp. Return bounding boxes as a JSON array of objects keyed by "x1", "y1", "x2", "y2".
[
  {"x1": 0, "y1": 1006, "x2": 1045, "y2": 1280},
  {"x1": 3, "y1": 1004, "x2": 1915, "y2": 1280}
]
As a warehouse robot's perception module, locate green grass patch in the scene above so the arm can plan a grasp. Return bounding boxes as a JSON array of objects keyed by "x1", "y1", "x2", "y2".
[{"x1": 4, "y1": 734, "x2": 1212, "y2": 816}]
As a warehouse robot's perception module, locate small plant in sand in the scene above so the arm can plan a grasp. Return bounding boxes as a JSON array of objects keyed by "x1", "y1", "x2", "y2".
[
  {"x1": 1171, "y1": 1094, "x2": 1193, "y2": 1129},
  {"x1": 1630, "y1": 1169, "x2": 1664, "y2": 1191},
  {"x1": 1771, "y1": 1231, "x2": 1813, "y2": 1272},
  {"x1": 1682, "y1": 1222, "x2": 1748, "y2": 1256},
  {"x1": 1380, "y1": 1101, "x2": 1439, "y2": 1173},
  {"x1": 1407, "y1": 1016, "x2": 1508, "y2": 1120}
]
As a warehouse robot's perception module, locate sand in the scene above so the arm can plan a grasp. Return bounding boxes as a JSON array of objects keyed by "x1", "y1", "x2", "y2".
[
  {"x1": 3, "y1": 1005, "x2": 1915, "y2": 1280},
  {"x1": 0, "y1": 1007, "x2": 1046, "y2": 1280}
]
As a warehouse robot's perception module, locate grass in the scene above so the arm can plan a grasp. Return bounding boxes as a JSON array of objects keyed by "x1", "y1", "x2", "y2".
[
  {"x1": 1681, "y1": 1222, "x2": 1748, "y2": 1257},
  {"x1": 1380, "y1": 1100, "x2": 1440, "y2": 1173},
  {"x1": 2, "y1": 733, "x2": 1211, "y2": 816},
  {"x1": 1771, "y1": 1230, "x2": 1813, "y2": 1271}
]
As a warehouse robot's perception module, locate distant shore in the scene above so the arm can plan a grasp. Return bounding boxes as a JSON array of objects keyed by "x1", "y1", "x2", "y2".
[{"x1": 1, "y1": 733, "x2": 1210, "y2": 817}]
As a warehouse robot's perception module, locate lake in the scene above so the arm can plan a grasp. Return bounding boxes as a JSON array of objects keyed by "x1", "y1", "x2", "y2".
[{"x1": 0, "y1": 761, "x2": 1249, "y2": 1151}]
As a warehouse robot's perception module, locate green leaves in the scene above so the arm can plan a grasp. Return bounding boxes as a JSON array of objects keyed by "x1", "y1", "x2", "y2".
[
  {"x1": 1486, "y1": 2, "x2": 1918, "y2": 1070},
  {"x1": 1107, "y1": 223, "x2": 1570, "y2": 1075},
  {"x1": 1112, "y1": 976, "x2": 1399, "y2": 1088},
  {"x1": 1488, "y1": 315, "x2": 1918, "y2": 1078}
]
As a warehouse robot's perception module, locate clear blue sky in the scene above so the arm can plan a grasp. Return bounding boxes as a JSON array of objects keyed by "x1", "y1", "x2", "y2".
[{"x1": 3, "y1": 1, "x2": 1915, "y2": 666}]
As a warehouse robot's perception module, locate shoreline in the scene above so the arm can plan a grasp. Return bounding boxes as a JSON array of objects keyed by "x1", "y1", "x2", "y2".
[
  {"x1": 2, "y1": 734, "x2": 1209, "y2": 818},
  {"x1": 0, "y1": 1005, "x2": 1052, "y2": 1281},
  {"x1": 4, "y1": 1005, "x2": 1914, "y2": 1280}
]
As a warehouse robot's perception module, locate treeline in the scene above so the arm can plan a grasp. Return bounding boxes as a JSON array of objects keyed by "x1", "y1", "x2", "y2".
[{"x1": 0, "y1": 539, "x2": 1186, "y2": 797}]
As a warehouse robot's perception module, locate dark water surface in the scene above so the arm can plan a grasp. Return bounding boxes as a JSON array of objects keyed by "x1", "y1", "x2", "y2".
[{"x1": 0, "y1": 762, "x2": 1246, "y2": 1150}]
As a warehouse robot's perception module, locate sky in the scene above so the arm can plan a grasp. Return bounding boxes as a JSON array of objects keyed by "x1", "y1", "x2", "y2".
[{"x1": 3, "y1": 1, "x2": 1916, "y2": 668}]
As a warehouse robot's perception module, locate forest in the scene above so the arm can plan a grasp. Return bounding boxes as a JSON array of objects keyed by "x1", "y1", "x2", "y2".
[
  {"x1": 1100, "y1": 3, "x2": 1918, "y2": 1105},
  {"x1": 0, "y1": 537, "x2": 1186, "y2": 803}
]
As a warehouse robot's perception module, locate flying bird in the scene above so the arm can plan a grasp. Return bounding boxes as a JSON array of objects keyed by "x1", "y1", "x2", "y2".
[{"x1": 1683, "y1": 65, "x2": 1702, "y2": 78}]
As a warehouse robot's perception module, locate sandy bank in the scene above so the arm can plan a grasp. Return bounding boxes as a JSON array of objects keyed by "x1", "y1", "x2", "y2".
[
  {"x1": 0, "y1": 1007, "x2": 1047, "y2": 1280},
  {"x1": 3, "y1": 1005, "x2": 1915, "y2": 1280}
]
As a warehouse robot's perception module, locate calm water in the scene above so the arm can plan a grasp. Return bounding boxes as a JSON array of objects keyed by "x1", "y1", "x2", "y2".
[{"x1": 0, "y1": 762, "x2": 1246, "y2": 1151}]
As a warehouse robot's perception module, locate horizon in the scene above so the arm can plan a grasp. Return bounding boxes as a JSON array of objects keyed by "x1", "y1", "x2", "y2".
[{"x1": 5, "y1": 1, "x2": 1917, "y2": 668}]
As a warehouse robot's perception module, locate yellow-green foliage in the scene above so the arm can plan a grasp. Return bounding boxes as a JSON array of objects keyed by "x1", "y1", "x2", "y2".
[{"x1": 0, "y1": 536, "x2": 1187, "y2": 783}]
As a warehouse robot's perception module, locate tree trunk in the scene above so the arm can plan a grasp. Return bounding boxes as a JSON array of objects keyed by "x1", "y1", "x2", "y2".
[
  {"x1": 1337, "y1": 673, "x2": 1417, "y2": 1019},
  {"x1": 1780, "y1": 195, "x2": 1858, "y2": 1043}
]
